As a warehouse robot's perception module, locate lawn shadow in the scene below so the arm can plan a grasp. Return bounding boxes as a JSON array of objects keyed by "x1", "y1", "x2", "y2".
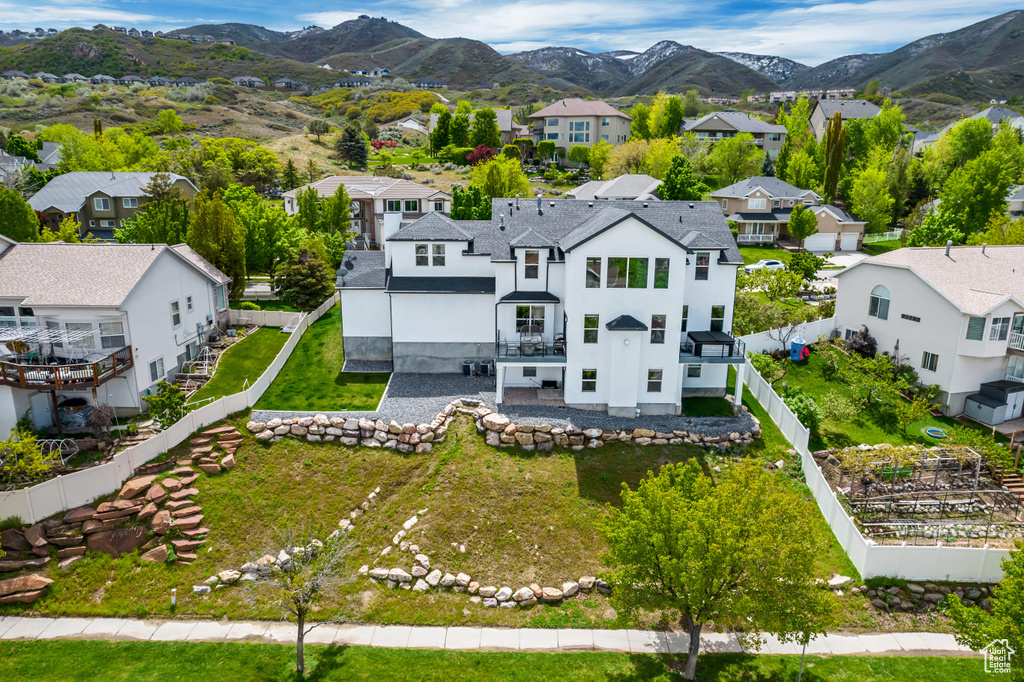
[{"x1": 572, "y1": 445, "x2": 715, "y2": 508}]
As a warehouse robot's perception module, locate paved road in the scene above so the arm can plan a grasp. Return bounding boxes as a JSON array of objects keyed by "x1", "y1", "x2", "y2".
[{"x1": 0, "y1": 616, "x2": 978, "y2": 656}]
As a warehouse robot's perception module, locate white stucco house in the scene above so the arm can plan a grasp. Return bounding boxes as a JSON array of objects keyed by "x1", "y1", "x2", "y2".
[
  {"x1": 833, "y1": 245, "x2": 1024, "y2": 423},
  {"x1": 337, "y1": 198, "x2": 746, "y2": 417},
  {"x1": 0, "y1": 237, "x2": 231, "y2": 437}
]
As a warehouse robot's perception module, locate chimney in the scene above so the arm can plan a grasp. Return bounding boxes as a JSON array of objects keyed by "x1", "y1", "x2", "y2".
[
  {"x1": 945, "y1": 239, "x2": 952, "y2": 257},
  {"x1": 499, "y1": 214, "x2": 505, "y2": 230},
  {"x1": 515, "y1": 196, "x2": 520, "y2": 210},
  {"x1": 537, "y1": 196, "x2": 542, "y2": 215}
]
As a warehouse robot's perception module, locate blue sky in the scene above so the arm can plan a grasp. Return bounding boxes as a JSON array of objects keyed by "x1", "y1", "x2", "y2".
[{"x1": 0, "y1": 0, "x2": 1019, "y2": 65}]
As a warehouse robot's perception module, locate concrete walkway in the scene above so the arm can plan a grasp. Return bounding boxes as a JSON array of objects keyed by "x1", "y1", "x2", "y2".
[{"x1": 0, "y1": 616, "x2": 977, "y2": 656}]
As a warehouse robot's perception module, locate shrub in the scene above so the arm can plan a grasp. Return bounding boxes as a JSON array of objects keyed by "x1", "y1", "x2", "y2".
[
  {"x1": 817, "y1": 390, "x2": 856, "y2": 422},
  {"x1": 536, "y1": 140, "x2": 556, "y2": 159},
  {"x1": 0, "y1": 429, "x2": 56, "y2": 486},
  {"x1": 782, "y1": 387, "x2": 821, "y2": 433},
  {"x1": 502, "y1": 144, "x2": 521, "y2": 158},
  {"x1": 204, "y1": 95, "x2": 220, "y2": 105},
  {"x1": 788, "y1": 252, "x2": 825, "y2": 282},
  {"x1": 567, "y1": 145, "x2": 591, "y2": 164},
  {"x1": 846, "y1": 325, "x2": 877, "y2": 357},
  {"x1": 345, "y1": 105, "x2": 361, "y2": 120},
  {"x1": 238, "y1": 301, "x2": 261, "y2": 310},
  {"x1": 466, "y1": 144, "x2": 496, "y2": 166},
  {"x1": 142, "y1": 381, "x2": 188, "y2": 426}
]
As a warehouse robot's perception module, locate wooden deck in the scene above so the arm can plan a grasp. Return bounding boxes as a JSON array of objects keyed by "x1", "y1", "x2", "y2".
[{"x1": 0, "y1": 347, "x2": 134, "y2": 390}]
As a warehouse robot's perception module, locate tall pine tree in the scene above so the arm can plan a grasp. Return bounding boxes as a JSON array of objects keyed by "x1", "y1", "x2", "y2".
[
  {"x1": 822, "y1": 112, "x2": 845, "y2": 203},
  {"x1": 187, "y1": 191, "x2": 247, "y2": 298}
]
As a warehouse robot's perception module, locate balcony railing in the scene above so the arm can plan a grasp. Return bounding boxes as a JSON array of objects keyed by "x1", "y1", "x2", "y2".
[
  {"x1": 497, "y1": 334, "x2": 567, "y2": 362},
  {"x1": 680, "y1": 332, "x2": 745, "y2": 364},
  {"x1": 1009, "y1": 331, "x2": 1024, "y2": 352},
  {"x1": 0, "y1": 347, "x2": 134, "y2": 390},
  {"x1": 1007, "y1": 373, "x2": 1024, "y2": 384},
  {"x1": 737, "y1": 234, "x2": 774, "y2": 244}
]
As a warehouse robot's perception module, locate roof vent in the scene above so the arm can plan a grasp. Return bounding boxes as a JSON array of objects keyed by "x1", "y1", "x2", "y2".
[
  {"x1": 642, "y1": 202, "x2": 648, "y2": 208},
  {"x1": 550, "y1": 201, "x2": 555, "y2": 207},
  {"x1": 688, "y1": 203, "x2": 694, "y2": 209},
  {"x1": 515, "y1": 196, "x2": 520, "y2": 210},
  {"x1": 537, "y1": 196, "x2": 543, "y2": 216},
  {"x1": 588, "y1": 202, "x2": 593, "y2": 208},
  {"x1": 499, "y1": 214, "x2": 505, "y2": 230},
  {"x1": 508, "y1": 201, "x2": 513, "y2": 207},
  {"x1": 982, "y1": 243, "x2": 987, "y2": 255},
  {"x1": 945, "y1": 239, "x2": 952, "y2": 257}
]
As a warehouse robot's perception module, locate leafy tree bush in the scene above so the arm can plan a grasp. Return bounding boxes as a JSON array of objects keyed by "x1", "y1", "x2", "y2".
[
  {"x1": 307, "y1": 119, "x2": 330, "y2": 142},
  {"x1": 0, "y1": 429, "x2": 57, "y2": 485},
  {"x1": 501, "y1": 144, "x2": 521, "y2": 159},
  {"x1": 449, "y1": 114, "x2": 470, "y2": 147},
  {"x1": 187, "y1": 190, "x2": 247, "y2": 298},
  {"x1": 782, "y1": 387, "x2": 821, "y2": 433},
  {"x1": 5, "y1": 134, "x2": 40, "y2": 162},
  {"x1": 846, "y1": 325, "x2": 878, "y2": 357},
  {"x1": 469, "y1": 108, "x2": 501, "y2": 149},
  {"x1": 157, "y1": 109, "x2": 183, "y2": 135},
  {"x1": 142, "y1": 381, "x2": 188, "y2": 426},
  {"x1": 659, "y1": 155, "x2": 708, "y2": 201},
  {"x1": 787, "y1": 204, "x2": 819, "y2": 248},
  {"x1": 788, "y1": 251, "x2": 825, "y2": 282},
  {"x1": 588, "y1": 140, "x2": 612, "y2": 179},
  {"x1": 710, "y1": 132, "x2": 764, "y2": 185},
  {"x1": 567, "y1": 145, "x2": 590, "y2": 165},
  {"x1": 238, "y1": 301, "x2": 261, "y2": 310},
  {"x1": 274, "y1": 248, "x2": 336, "y2": 311},
  {"x1": 536, "y1": 140, "x2": 556, "y2": 159},
  {"x1": 907, "y1": 211, "x2": 964, "y2": 247},
  {"x1": 466, "y1": 144, "x2": 496, "y2": 166},
  {"x1": 451, "y1": 186, "x2": 491, "y2": 220},
  {"x1": 0, "y1": 188, "x2": 39, "y2": 242},
  {"x1": 817, "y1": 390, "x2": 856, "y2": 423}
]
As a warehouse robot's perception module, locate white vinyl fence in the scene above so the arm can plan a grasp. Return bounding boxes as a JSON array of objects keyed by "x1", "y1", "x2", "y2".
[
  {"x1": 0, "y1": 293, "x2": 340, "y2": 524},
  {"x1": 228, "y1": 308, "x2": 304, "y2": 328},
  {"x1": 862, "y1": 229, "x2": 903, "y2": 244},
  {"x1": 741, "y1": 360, "x2": 1012, "y2": 582},
  {"x1": 739, "y1": 317, "x2": 836, "y2": 356}
]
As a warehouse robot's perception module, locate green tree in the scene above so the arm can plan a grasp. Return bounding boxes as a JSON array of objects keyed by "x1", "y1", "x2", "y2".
[
  {"x1": 5, "y1": 134, "x2": 41, "y2": 163},
  {"x1": 187, "y1": 190, "x2": 247, "y2": 298},
  {"x1": 787, "y1": 204, "x2": 819, "y2": 249},
  {"x1": 274, "y1": 248, "x2": 336, "y2": 311},
  {"x1": 513, "y1": 104, "x2": 536, "y2": 125},
  {"x1": 865, "y1": 98, "x2": 906, "y2": 151},
  {"x1": 648, "y1": 92, "x2": 684, "y2": 138},
  {"x1": 469, "y1": 108, "x2": 501, "y2": 149},
  {"x1": 0, "y1": 188, "x2": 39, "y2": 241},
  {"x1": 659, "y1": 155, "x2": 708, "y2": 201},
  {"x1": 567, "y1": 145, "x2": 590, "y2": 165},
  {"x1": 449, "y1": 114, "x2": 470, "y2": 147},
  {"x1": 710, "y1": 132, "x2": 764, "y2": 185},
  {"x1": 682, "y1": 89, "x2": 701, "y2": 118},
  {"x1": 117, "y1": 197, "x2": 189, "y2": 244},
  {"x1": 822, "y1": 112, "x2": 845, "y2": 203},
  {"x1": 429, "y1": 102, "x2": 447, "y2": 115},
  {"x1": 936, "y1": 147, "x2": 1012, "y2": 235},
  {"x1": 222, "y1": 184, "x2": 290, "y2": 275},
  {"x1": 968, "y1": 213, "x2": 1024, "y2": 245},
  {"x1": 608, "y1": 140, "x2": 649, "y2": 176},
  {"x1": 316, "y1": 183, "x2": 353, "y2": 236},
  {"x1": 864, "y1": 79, "x2": 880, "y2": 96},
  {"x1": 760, "y1": 154, "x2": 775, "y2": 177},
  {"x1": 141, "y1": 381, "x2": 188, "y2": 426},
  {"x1": 906, "y1": 211, "x2": 964, "y2": 247},
  {"x1": 345, "y1": 105, "x2": 361, "y2": 120},
  {"x1": 788, "y1": 251, "x2": 826, "y2": 282},
  {"x1": 850, "y1": 155, "x2": 894, "y2": 232},
  {"x1": 536, "y1": 140, "x2": 556, "y2": 161},
  {"x1": 308, "y1": 119, "x2": 330, "y2": 143},
  {"x1": 0, "y1": 429, "x2": 57, "y2": 484},
  {"x1": 450, "y1": 186, "x2": 491, "y2": 220},
  {"x1": 629, "y1": 103, "x2": 651, "y2": 139},
  {"x1": 737, "y1": 268, "x2": 803, "y2": 302},
  {"x1": 37, "y1": 215, "x2": 98, "y2": 243},
  {"x1": 470, "y1": 156, "x2": 530, "y2": 199},
  {"x1": 157, "y1": 109, "x2": 183, "y2": 136},
  {"x1": 600, "y1": 459, "x2": 835, "y2": 681},
  {"x1": 295, "y1": 187, "x2": 321, "y2": 232},
  {"x1": 502, "y1": 144, "x2": 521, "y2": 159},
  {"x1": 430, "y1": 110, "x2": 452, "y2": 154},
  {"x1": 335, "y1": 125, "x2": 368, "y2": 168},
  {"x1": 362, "y1": 119, "x2": 378, "y2": 141},
  {"x1": 785, "y1": 148, "x2": 820, "y2": 191},
  {"x1": 282, "y1": 159, "x2": 301, "y2": 191},
  {"x1": 455, "y1": 100, "x2": 472, "y2": 115},
  {"x1": 588, "y1": 139, "x2": 612, "y2": 179}
]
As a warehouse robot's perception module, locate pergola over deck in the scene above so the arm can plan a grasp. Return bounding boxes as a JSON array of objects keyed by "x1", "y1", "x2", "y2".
[{"x1": 0, "y1": 326, "x2": 134, "y2": 391}]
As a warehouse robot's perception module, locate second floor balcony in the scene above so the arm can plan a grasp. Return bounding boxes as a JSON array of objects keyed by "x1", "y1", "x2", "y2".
[
  {"x1": 1010, "y1": 331, "x2": 1024, "y2": 352},
  {"x1": 680, "y1": 331, "x2": 745, "y2": 364},
  {"x1": 497, "y1": 330, "x2": 567, "y2": 362},
  {"x1": 0, "y1": 346, "x2": 134, "y2": 390}
]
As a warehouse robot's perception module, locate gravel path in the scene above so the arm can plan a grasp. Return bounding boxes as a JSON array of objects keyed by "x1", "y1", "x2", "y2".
[
  {"x1": 341, "y1": 360, "x2": 393, "y2": 373},
  {"x1": 253, "y1": 374, "x2": 754, "y2": 437}
]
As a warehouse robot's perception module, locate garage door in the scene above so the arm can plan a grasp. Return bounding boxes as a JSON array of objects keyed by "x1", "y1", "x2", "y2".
[
  {"x1": 839, "y1": 233, "x2": 859, "y2": 251},
  {"x1": 803, "y1": 233, "x2": 836, "y2": 252}
]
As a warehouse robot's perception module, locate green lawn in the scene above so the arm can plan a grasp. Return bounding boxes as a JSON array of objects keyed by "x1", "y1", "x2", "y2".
[
  {"x1": 188, "y1": 328, "x2": 289, "y2": 405},
  {"x1": 681, "y1": 397, "x2": 734, "y2": 416},
  {"x1": 231, "y1": 300, "x2": 302, "y2": 313},
  {"x1": 738, "y1": 245, "x2": 793, "y2": 266},
  {"x1": 860, "y1": 240, "x2": 902, "y2": 256},
  {"x1": 0, "y1": 640, "x2": 995, "y2": 681},
  {"x1": 255, "y1": 305, "x2": 389, "y2": 411}
]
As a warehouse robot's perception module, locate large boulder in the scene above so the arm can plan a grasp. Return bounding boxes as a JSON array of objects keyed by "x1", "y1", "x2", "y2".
[
  {"x1": 0, "y1": 572, "x2": 53, "y2": 597},
  {"x1": 23, "y1": 524, "x2": 48, "y2": 549},
  {"x1": 63, "y1": 506, "x2": 97, "y2": 524},
  {"x1": 150, "y1": 510, "x2": 172, "y2": 534},
  {"x1": 86, "y1": 527, "x2": 148, "y2": 557},
  {"x1": 140, "y1": 545, "x2": 169, "y2": 563},
  {"x1": 118, "y1": 475, "x2": 156, "y2": 499},
  {"x1": 0, "y1": 529, "x2": 29, "y2": 553},
  {"x1": 482, "y1": 413, "x2": 510, "y2": 431}
]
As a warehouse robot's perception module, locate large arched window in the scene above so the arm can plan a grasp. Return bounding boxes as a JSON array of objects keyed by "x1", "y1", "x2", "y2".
[{"x1": 868, "y1": 285, "x2": 890, "y2": 320}]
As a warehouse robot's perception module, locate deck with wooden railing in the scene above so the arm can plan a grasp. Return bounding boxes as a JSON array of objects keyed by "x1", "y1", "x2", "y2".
[{"x1": 0, "y1": 347, "x2": 134, "y2": 390}]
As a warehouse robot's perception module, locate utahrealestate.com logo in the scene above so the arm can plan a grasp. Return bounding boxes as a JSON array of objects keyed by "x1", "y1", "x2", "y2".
[{"x1": 982, "y1": 639, "x2": 1015, "y2": 674}]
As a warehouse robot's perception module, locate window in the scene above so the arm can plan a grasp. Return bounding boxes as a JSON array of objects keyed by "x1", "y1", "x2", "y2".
[
  {"x1": 569, "y1": 132, "x2": 590, "y2": 143},
  {"x1": 651, "y1": 315, "x2": 666, "y2": 344},
  {"x1": 901, "y1": 313, "x2": 920, "y2": 323},
  {"x1": 868, "y1": 285, "x2": 890, "y2": 320},
  {"x1": 122, "y1": 197, "x2": 138, "y2": 208},
  {"x1": 186, "y1": 295, "x2": 193, "y2": 312},
  {"x1": 585, "y1": 257, "x2": 601, "y2": 288},
  {"x1": 990, "y1": 317, "x2": 1011, "y2": 341},
  {"x1": 434, "y1": 200, "x2": 444, "y2": 212},
  {"x1": 516, "y1": 305, "x2": 545, "y2": 333},
  {"x1": 216, "y1": 286, "x2": 226, "y2": 310},
  {"x1": 748, "y1": 198, "x2": 766, "y2": 210},
  {"x1": 386, "y1": 200, "x2": 402, "y2": 212},
  {"x1": 46, "y1": 321, "x2": 63, "y2": 348},
  {"x1": 1014, "y1": 314, "x2": 1024, "y2": 335},
  {"x1": 601, "y1": 134, "x2": 609, "y2": 142},
  {"x1": 170, "y1": 301, "x2": 181, "y2": 327},
  {"x1": 67, "y1": 322, "x2": 94, "y2": 349},
  {"x1": 583, "y1": 314, "x2": 599, "y2": 343},
  {"x1": 746, "y1": 223, "x2": 768, "y2": 235},
  {"x1": 432, "y1": 244, "x2": 445, "y2": 266},
  {"x1": 681, "y1": 305, "x2": 688, "y2": 332},
  {"x1": 606, "y1": 257, "x2": 648, "y2": 288},
  {"x1": 653, "y1": 258, "x2": 669, "y2": 288},
  {"x1": 921, "y1": 351, "x2": 939, "y2": 372},
  {"x1": 695, "y1": 252, "x2": 710, "y2": 280},
  {"x1": 545, "y1": 133, "x2": 559, "y2": 141},
  {"x1": 523, "y1": 367, "x2": 537, "y2": 378},
  {"x1": 18, "y1": 307, "x2": 32, "y2": 318},
  {"x1": 966, "y1": 317, "x2": 985, "y2": 340},
  {"x1": 99, "y1": 321, "x2": 125, "y2": 349},
  {"x1": 93, "y1": 197, "x2": 110, "y2": 211},
  {"x1": 711, "y1": 305, "x2": 725, "y2": 332},
  {"x1": 601, "y1": 117, "x2": 610, "y2": 126},
  {"x1": 404, "y1": 200, "x2": 418, "y2": 212},
  {"x1": 415, "y1": 244, "x2": 429, "y2": 266},
  {"x1": 149, "y1": 357, "x2": 165, "y2": 383},
  {"x1": 687, "y1": 365, "x2": 702, "y2": 378},
  {"x1": 0, "y1": 306, "x2": 14, "y2": 328},
  {"x1": 569, "y1": 121, "x2": 590, "y2": 131},
  {"x1": 768, "y1": 133, "x2": 781, "y2": 141},
  {"x1": 1009, "y1": 355, "x2": 1024, "y2": 381},
  {"x1": 99, "y1": 220, "x2": 116, "y2": 228},
  {"x1": 547, "y1": 118, "x2": 560, "y2": 126},
  {"x1": 721, "y1": 199, "x2": 728, "y2": 210},
  {"x1": 581, "y1": 369, "x2": 597, "y2": 392},
  {"x1": 647, "y1": 369, "x2": 663, "y2": 393},
  {"x1": 524, "y1": 250, "x2": 539, "y2": 279}
]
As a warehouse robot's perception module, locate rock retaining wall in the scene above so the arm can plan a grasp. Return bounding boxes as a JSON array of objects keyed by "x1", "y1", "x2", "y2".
[{"x1": 246, "y1": 399, "x2": 762, "y2": 451}]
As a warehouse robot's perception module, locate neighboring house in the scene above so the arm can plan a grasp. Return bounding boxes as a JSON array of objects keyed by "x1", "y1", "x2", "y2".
[
  {"x1": 217, "y1": 39, "x2": 236, "y2": 45},
  {"x1": 710, "y1": 176, "x2": 865, "y2": 251},
  {"x1": 0, "y1": 150, "x2": 30, "y2": 182},
  {"x1": 428, "y1": 109, "x2": 529, "y2": 145},
  {"x1": 336, "y1": 78, "x2": 371, "y2": 88},
  {"x1": 371, "y1": 67, "x2": 390, "y2": 77},
  {"x1": 147, "y1": 76, "x2": 172, "y2": 87},
  {"x1": 0, "y1": 238, "x2": 231, "y2": 437},
  {"x1": 117, "y1": 75, "x2": 145, "y2": 86},
  {"x1": 808, "y1": 99, "x2": 881, "y2": 141},
  {"x1": 528, "y1": 99, "x2": 631, "y2": 149},
  {"x1": 92, "y1": 24, "x2": 110, "y2": 31},
  {"x1": 141, "y1": 30, "x2": 153, "y2": 38},
  {"x1": 230, "y1": 76, "x2": 266, "y2": 88},
  {"x1": 127, "y1": 28, "x2": 141, "y2": 37},
  {"x1": 272, "y1": 78, "x2": 308, "y2": 90},
  {"x1": 395, "y1": 117, "x2": 428, "y2": 134},
  {"x1": 2, "y1": 71, "x2": 29, "y2": 79},
  {"x1": 61, "y1": 73, "x2": 87, "y2": 83},
  {"x1": 1008, "y1": 186, "x2": 1024, "y2": 218},
  {"x1": 90, "y1": 74, "x2": 116, "y2": 85},
  {"x1": 833, "y1": 245, "x2": 1024, "y2": 421},
  {"x1": 337, "y1": 198, "x2": 745, "y2": 417},
  {"x1": 681, "y1": 112, "x2": 787, "y2": 158},
  {"x1": 113, "y1": 27, "x2": 127, "y2": 33},
  {"x1": 0, "y1": 143, "x2": 62, "y2": 182},
  {"x1": 282, "y1": 177, "x2": 451, "y2": 248},
  {"x1": 173, "y1": 76, "x2": 200, "y2": 87},
  {"x1": 917, "y1": 106, "x2": 1024, "y2": 154},
  {"x1": 351, "y1": 69, "x2": 369, "y2": 76},
  {"x1": 566, "y1": 174, "x2": 662, "y2": 201},
  {"x1": 31, "y1": 72, "x2": 60, "y2": 83},
  {"x1": 410, "y1": 78, "x2": 446, "y2": 90},
  {"x1": 28, "y1": 172, "x2": 197, "y2": 239},
  {"x1": 154, "y1": 31, "x2": 166, "y2": 38}
]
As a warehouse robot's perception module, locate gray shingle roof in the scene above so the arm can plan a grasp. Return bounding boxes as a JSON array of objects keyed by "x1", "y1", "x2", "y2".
[
  {"x1": 429, "y1": 109, "x2": 519, "y2": 134},
  {"x1": 387, "y1": 213, "x2": 473, "y2": 241},
  {"x1": 684, "y1": 111, "x2": 786, "y2": 134},
  {"x1": 499, "y1": 290, "x2": 560, "y2": 303},
  {"x1": 508, "y1": 228, "x2": 557, "y2": 248},
  {"x1": 28, "y1": 172, "x2": 193, "y2": 213},
  {"x1": 605, "y1": 314, "x2": 648, "y2": 331},
  {"x1": 814, "y1": 100, "x2": 881, "y2": 120},
  {"x1": 712, "y1": 176, "x2": 812, "y2": 199},
  {"x1": 283, "y1": 176, "x2": 450, "y2": 202},
  {"x1": 567, "y1": 174, "x2": 662, "y2": 201},
  {"x1": 814, "y1": 204, "x2": 863, "y2": 223},
  {"x1": 336, "y1": 250, "x2": 386, "y2": 289},
  {"x1": 170, "y1": 244, "x2": 231, "y2": 284},
  {"x1": 395, "y1": 199, "x2": 740, "y2": 264}
]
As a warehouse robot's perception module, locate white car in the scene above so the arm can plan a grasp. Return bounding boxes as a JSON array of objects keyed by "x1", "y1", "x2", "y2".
[{"x1": 744, "y1": 259, "x2": 786, "y2": 274}]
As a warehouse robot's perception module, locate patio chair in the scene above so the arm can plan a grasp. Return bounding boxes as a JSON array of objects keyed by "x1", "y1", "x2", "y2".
[
  {"x1": 553, "y1": 333, "x2": 565, "y2": 355},
  {"x1": 504, "y1": 337, "x2": 519, "y2": 357},
  {"x1": 536, "y1": 339, "x2": 548, "y2": 356}
]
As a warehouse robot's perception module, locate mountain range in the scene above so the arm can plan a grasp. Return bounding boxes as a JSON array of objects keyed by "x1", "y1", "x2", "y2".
[{"x1": 1, "y1": 11, "x2": 1022, "y2": 99}]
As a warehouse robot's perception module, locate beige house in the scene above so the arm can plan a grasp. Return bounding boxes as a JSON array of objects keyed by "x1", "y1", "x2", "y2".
[
  {"x1": 710, "y1": 176, "x2": 865, "y2": 251},
  {"x1": 28, "y1": 172, "x2": 197, "y2": 240},
  {"x1": 528, "y1": 99, "x2": 631, "y2": 151},
  {"x1": 808, "y1": 100, "x2": 881, "y2": 141},
  {"x1": 282, "y1": 177, "x2": 451, "y2": 249},
  {"x1": 680, "y1": 112, "x2": 787, "y2": 158}
]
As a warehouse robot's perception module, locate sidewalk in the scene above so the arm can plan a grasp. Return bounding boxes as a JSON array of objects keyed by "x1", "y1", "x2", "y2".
[{"x1": 0, "y1": 616, "x2": 978, "y2": 656}]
